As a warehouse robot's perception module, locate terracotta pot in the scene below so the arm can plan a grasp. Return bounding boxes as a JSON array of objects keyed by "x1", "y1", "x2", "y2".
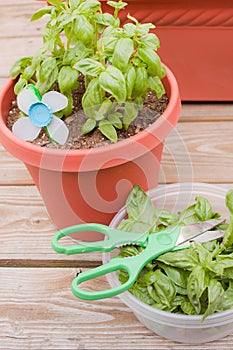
[
  {"x1": 0, "y1": 66, "x2": 180, "y2": 240},
  {"x1": 100, "y1": 0, "x2": 233, "y2": 101}
]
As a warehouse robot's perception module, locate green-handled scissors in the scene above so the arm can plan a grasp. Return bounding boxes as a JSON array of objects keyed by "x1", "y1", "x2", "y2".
[{"x1": 51, "y1": 219, "x2": 225, "y2": 300}]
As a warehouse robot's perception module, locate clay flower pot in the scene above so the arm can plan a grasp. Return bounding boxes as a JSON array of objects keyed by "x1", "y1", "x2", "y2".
[{"x1": 0, "y1": 65, "x2": 180, "y2": 240}]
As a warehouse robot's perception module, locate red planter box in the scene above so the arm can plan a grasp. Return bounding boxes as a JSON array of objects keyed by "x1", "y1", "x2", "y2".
[{"x1": 101, "y1": 0, "x2": 233, "y2": 101}]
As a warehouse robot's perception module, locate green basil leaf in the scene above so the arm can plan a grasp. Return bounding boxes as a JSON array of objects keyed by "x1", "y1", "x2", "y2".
[
  {"x1": 82, "y1": 118, "x2": 96, "y2": 135},
  {"x1": 112, "y1": 38, "x2": 134, "y2": 72},
  {"x1": 47, "y1": 0, "x2": 63, "y2": 5},
  {"x1": 147, "y1": 285, "x2": 162, "y2": 304},
  {"x1": 22, "y1": 65, "x2": 35, "y2": 80},
  {"x1": 187, "y1": 266, "x2": 208, "y2": 314},
  {"x1": 217, "y1": 281, "x2": 233, "y2": 312},
  {"x1": 108, "y1": 112, "x2": 122, "y2": 129},
  {"x1": 209, "y1": 255, "x2": 233, "y2": 275},
  {"x1": 63, "y1": 49, "x2": 76, "y2": 66},
  {"x1": 226, "y1": 190, "x2": 233, "y2": 215},
  {"x1": 140, "y1": 33, "x2": 160, "y2": 50},
  {"x1": 98, "y1": 120, "x2": 117, "y2": 142},
  {"x1": 135, "y1": 23, "x2": 155, "y2": 36},
  {"x1": 82, "y1": 78, "x2": 104, "y2": 118},
  {"x1": 123, "y1": 23, "x2": 136, "y2": 37},
  {"x1": 36, "y1": 57, "x2": 58, "y2": 94},
  {"x1": 99, "y1": 65, "x2": 126, "y2": 102},
  {"x1": 78, "y1": 0, "x2": 101, "y2": 12},
  {"x1": 60, "y1": 92, "x2": 73, "y2": 116},
  {"x1": 43, "y1": 26, "x2": 62, "y2": 47},
  {"x1": 203, "y1": 279, "x2": 224, "y2": 321},
  {"x1": 118, "y1": 218, "x2": 152, "y2": 234},
  {"x1": 37, "y1": 57, "x2": 57, "y2": 81},
  {"x1": 122, "y1": 102, "x2": 138, "y2": 129},
  {"x1": 118, "y1": 245, "x2": 140, "y2": 258},
  {"x1": 151, "y1": 270, "x2": 176, "y2": 308},
  {"x1": 147, "y1": 76, "x2": 165, "y2": 99},
  {"x1": 31, "y1": 7, "x2": 53, "y2": 21},
  {"x1": 131, "y1": 283, "x2": 154, "y2": 305},
  {"x1": 195, "y1": 196, "x2": 214, "y2": 221},
  {"x1": 31, "y1": 52, "x2": 48, "y2": 70},
  {"x1": 132, "y1": 66, "x2": 147, "y2": 98},
  {"x1": 57, "y1": 13, "x2": 76, "y2": 29},
  {"x1": 152, "y1": 302, "x2": 171, "y2": 311},
  {"x1": 107, "y1": 1, "x2": 128, "y2": 10},
  {"x1": 181, "y1": 300, "x2": 196, "y2": 315},
  {"x1": 222, "y1": 267, "x2": 233, "y2": 279},
  {"x1": 138, "y1": 270, "x2": 159, "y2": 286},
  {"x1": 74, "y1": 15, "x2": 94, "y2": 45},
  {"x1": 14, "y1": 76, "x2": 27, "y2": 94},
  {"x1": 176, "y1": 285, "x2": 189, "y2": 296},
  {"x1": 137, "y1": 47, "x2": 163, "y2": 77},
  {"x1": 157, "y1": 249, "x2": 199, "y2": 271},
  {"x1": 154, "y1": 208, "x2": 178, "y2": 227},
  {"x1": 125, "y1": 185, "x2": 157, "y2": 227},
  {"x1": 94, "y1": 13, "x2": 117, "y2": 27},
  {"x1": 97, "y1": 99, "x2": 113, "y2": 116},
  {"x1": 97, "y1": 35, "x2": 118, "y2": 55},
  {"x1": 178, "y1": 204, "x2": 199, "y2": 225},
  {"x1": 73, "y1": 41, "x2": 93, "y2": 62},
  {"x1": 10, "y1": 56, "x2": 32, "y2": 79},
  {"x1": 131, "y1": 57, "x2": 141, "y2": 67},
  {"x1": 118, "y1": 269, "x2": 129, "y2": 284},
  {"x1": 74, "y1": 58, "x2": 105, "y2": 77},
  {"x1": 161, "y1": 264, "x2": 189, "y2": 289},
  {"x1": 222, "y1": 221, "x2": 233, "y2": 248},
  {"x1": 125, "y1": 66, "x2": 136, "y2": 99},
  {"x1": 191, "y1": 242, "x2": 213, "y2": 268},
  {"x1": 58, "y1": 66, "x2": 79, "y2": 92},
  {"x1": 171, "y1": 294, "x2": 187, "y2": 308},
  {"x1": 202, "y1": 240, "x2": 221, "y2": 255},
  {"x1": 68, "y1": 0, "x2": 81, "y2": 9}
]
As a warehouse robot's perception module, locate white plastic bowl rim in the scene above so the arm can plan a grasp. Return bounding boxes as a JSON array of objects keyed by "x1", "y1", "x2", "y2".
[{"x1": 103, "y1": 182, "x2": 233, "y2": 329}]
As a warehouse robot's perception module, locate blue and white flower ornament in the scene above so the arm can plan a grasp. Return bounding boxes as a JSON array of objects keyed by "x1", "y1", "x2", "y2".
[{"x1": 12, "y1": 85, "x2": 69, "y2": 144}]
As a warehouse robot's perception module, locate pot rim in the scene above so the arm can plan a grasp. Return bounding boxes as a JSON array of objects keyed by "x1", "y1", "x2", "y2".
[{"x1": 0, "y1": 64, "x2": 181, "y2": 172}]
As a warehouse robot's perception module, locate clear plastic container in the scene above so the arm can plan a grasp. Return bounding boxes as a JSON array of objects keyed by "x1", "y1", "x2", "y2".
[{"x1": 103, "y1": 182, "x2": 233, "y2": 344}]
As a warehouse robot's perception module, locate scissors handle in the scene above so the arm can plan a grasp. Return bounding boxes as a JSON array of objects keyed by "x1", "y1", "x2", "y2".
[
  {"x1": 71, "y1": 227, "x2": 182, "y2": 300},
  {"x1": 51, "y1": 223, "x2": 148, "y2": 255},
  {"x1": 71, "y1": 257, "x2": 137, "y2": 300}
]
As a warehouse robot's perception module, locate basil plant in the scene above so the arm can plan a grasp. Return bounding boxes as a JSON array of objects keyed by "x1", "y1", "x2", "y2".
[{"x1": 10, "y1": 0, "x2": 166, "y2": 142}]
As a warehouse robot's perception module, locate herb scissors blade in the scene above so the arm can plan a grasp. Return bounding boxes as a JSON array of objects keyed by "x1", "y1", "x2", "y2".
[{"x1": 51, "y1": 219, "x2": 225, "y2": 300}]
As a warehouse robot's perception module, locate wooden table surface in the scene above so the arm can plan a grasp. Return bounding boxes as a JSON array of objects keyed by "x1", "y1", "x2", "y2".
[{"x1": 1, "y1": 1, "x2": 233, "y2": 349}]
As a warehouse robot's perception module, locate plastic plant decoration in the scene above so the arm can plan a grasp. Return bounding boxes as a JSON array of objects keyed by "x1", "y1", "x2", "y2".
[{"x1": 12, "y1": 84, "x2": 69, "y2": 144}]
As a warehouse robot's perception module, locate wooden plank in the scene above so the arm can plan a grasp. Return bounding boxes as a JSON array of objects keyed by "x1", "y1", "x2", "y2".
[
  {"x1": 181, "y1": 103, "x2": 233, "y2": 122},
  {"x1": 0, "y1": 0, "x2": 38, "y2": 5},
  {"x1": 0, "y1": 186, "x2": 102, "y2": 266},
  {"x1": 0, "y1": 267, "x2": 233, "y2": 349},
  {"x1": 0, "y1": 3, "x2": 45, "y2": 39},
  {"x1": 0, "y1": 146, "x2": 32, "y2": 185},
  {"x1": 0, "y1": 2, "x2": 44, "y2": 81},
  {"x1": 0, "y1": 36, "x2": 42, "y2": 78},
  {"x1": 159, "y1": 121, "x2": 233, "y2": 183}
]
